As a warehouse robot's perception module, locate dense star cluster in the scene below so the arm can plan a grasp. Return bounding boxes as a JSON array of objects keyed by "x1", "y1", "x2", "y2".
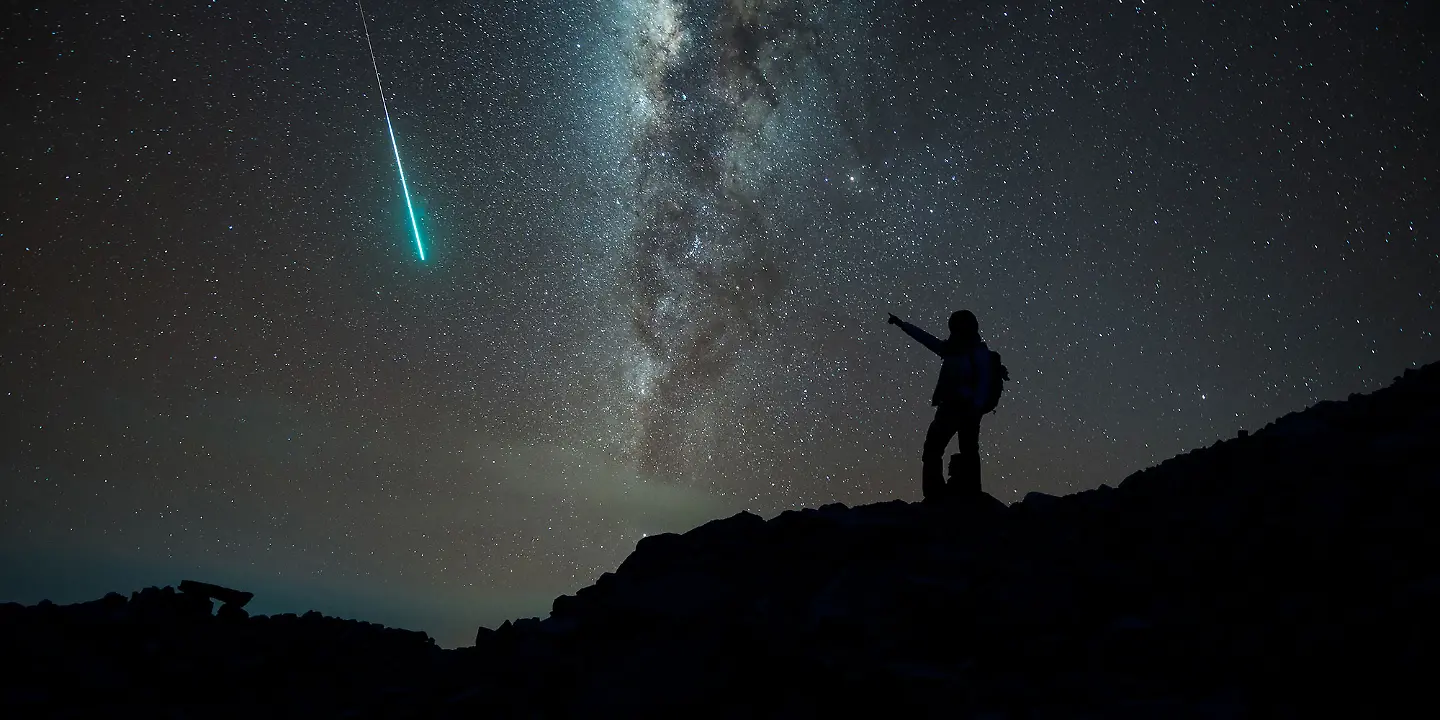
[{"x1": 2, "y1": 1, "x2": 1435, "y2": 646}]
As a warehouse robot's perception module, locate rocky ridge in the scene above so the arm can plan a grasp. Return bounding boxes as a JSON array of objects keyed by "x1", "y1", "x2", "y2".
[{"x1": 4, "y1": 363, "x2": 1438, "y2": 718}]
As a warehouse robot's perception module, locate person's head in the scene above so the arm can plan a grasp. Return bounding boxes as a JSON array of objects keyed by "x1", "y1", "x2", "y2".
[{"x1": 949, "y1": 309, "x2": 979, "y2": 339}]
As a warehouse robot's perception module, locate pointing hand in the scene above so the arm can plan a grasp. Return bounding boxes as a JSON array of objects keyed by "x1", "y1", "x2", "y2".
[{"x1": 887, "y1": 313, "x2": 900, "y2": 325}]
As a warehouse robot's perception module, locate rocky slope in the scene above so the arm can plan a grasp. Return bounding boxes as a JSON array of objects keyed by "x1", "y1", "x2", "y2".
[{"x1": 4, "y1": 363, "x2": 1438, "y2": 718}]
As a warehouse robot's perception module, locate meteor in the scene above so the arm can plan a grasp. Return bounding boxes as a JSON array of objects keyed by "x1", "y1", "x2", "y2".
[{"x1": 358, "y1": 0, "x2": 426, "y2": 261}]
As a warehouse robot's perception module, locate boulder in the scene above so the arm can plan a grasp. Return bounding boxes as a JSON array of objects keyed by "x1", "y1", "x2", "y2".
[{"x1": 178, "y1": 580, "x2": 254, "y2": 609}]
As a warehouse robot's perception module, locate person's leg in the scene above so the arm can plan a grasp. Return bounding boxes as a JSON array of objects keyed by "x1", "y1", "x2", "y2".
[
  {"x1": 947, "y1": 452, "x2": 964, "y2": 498},
  {"x1": 922, "y1": 406, "x2": 957, "y2": 502},
  {"x1": 953, "y1": 410, "x2": 982, "y2": 496}
]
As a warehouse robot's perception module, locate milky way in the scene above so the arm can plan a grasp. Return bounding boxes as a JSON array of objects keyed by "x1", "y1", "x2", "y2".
[{"x1": 618, "y1": 0, "x2": 852, "y2": 480}]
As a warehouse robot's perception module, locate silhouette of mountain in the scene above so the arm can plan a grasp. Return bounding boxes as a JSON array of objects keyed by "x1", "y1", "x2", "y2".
[{"x1": 4, "y1": 363, "x2": 1437, "y2": 717}]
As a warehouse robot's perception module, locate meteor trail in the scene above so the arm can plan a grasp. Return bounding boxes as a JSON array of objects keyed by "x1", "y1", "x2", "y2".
[{"x1": 358, "y1": 0, "x2": 425, "y2": 261}]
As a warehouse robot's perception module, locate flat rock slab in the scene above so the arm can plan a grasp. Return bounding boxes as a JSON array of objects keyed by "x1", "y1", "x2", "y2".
[{"x1": 178, "y1": 580, "x2": 254, "y2": 609}]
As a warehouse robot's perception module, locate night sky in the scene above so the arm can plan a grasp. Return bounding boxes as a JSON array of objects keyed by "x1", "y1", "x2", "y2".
[{"x1": 3, "y1": 0, "x2": 1435, "y2": 646}]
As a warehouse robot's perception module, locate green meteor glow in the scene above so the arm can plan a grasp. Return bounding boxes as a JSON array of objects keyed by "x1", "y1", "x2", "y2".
[
  {"x1": 382, "y1": 111, "x2": 425, "y2": 261},
  {"x1": 359, "y1": 0, "x2": 426, "y2": 262}
]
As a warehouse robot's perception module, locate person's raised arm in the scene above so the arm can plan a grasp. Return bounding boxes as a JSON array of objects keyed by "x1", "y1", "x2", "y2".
[{"x1": 888, "y1": 314, "x2": 945, "y2": 355}]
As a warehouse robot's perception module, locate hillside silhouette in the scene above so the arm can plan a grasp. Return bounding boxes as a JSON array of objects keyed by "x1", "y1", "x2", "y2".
[{"x1": 4, "y1": 363, "x2": 1438, "y2": 717}]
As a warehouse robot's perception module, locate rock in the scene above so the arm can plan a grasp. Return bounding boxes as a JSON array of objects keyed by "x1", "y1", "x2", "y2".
[
  {"x1": 177, "y1": 590, "x2": 215, "y2": 617},
  {"x1": 216, "y1": 603, "x2": 248, "y2": 622},
  {"x1": 966, "y1": 491, "x2": 1008, "y2": 514},
  {"x1": 178, "y1": 579, "x2": 254, "y2": 609},
  {"x1": 550, "y1": 593, "x2": 583, "y2": 618},
  {"x1": 1020, "y1": 491, "x2": 1062, "y2": 509}
]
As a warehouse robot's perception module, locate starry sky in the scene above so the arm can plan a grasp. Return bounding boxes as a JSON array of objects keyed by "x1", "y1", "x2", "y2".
[{"x1": 2, "y1": 0, "x2": 1435, "y2": 646}]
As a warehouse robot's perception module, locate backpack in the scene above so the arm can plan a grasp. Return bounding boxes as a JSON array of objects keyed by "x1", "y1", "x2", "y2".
[{"x1": 979, "y1": 350, "x2": 1009, "y2": 414}]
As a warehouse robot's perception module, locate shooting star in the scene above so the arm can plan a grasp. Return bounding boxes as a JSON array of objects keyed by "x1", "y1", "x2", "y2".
[{"x1": 358, "y1": 0, "x2": 426, "y2": 261}]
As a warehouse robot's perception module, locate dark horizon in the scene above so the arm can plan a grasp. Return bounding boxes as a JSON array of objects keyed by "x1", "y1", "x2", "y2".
[{"x1": 3, "y1": 0, "x2": 1436, "y2": 646}]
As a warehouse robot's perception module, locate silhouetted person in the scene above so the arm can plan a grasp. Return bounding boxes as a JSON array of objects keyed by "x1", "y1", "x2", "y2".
[{"x1": 888, "y1": 310, "x2": 993, "y2": 502}]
